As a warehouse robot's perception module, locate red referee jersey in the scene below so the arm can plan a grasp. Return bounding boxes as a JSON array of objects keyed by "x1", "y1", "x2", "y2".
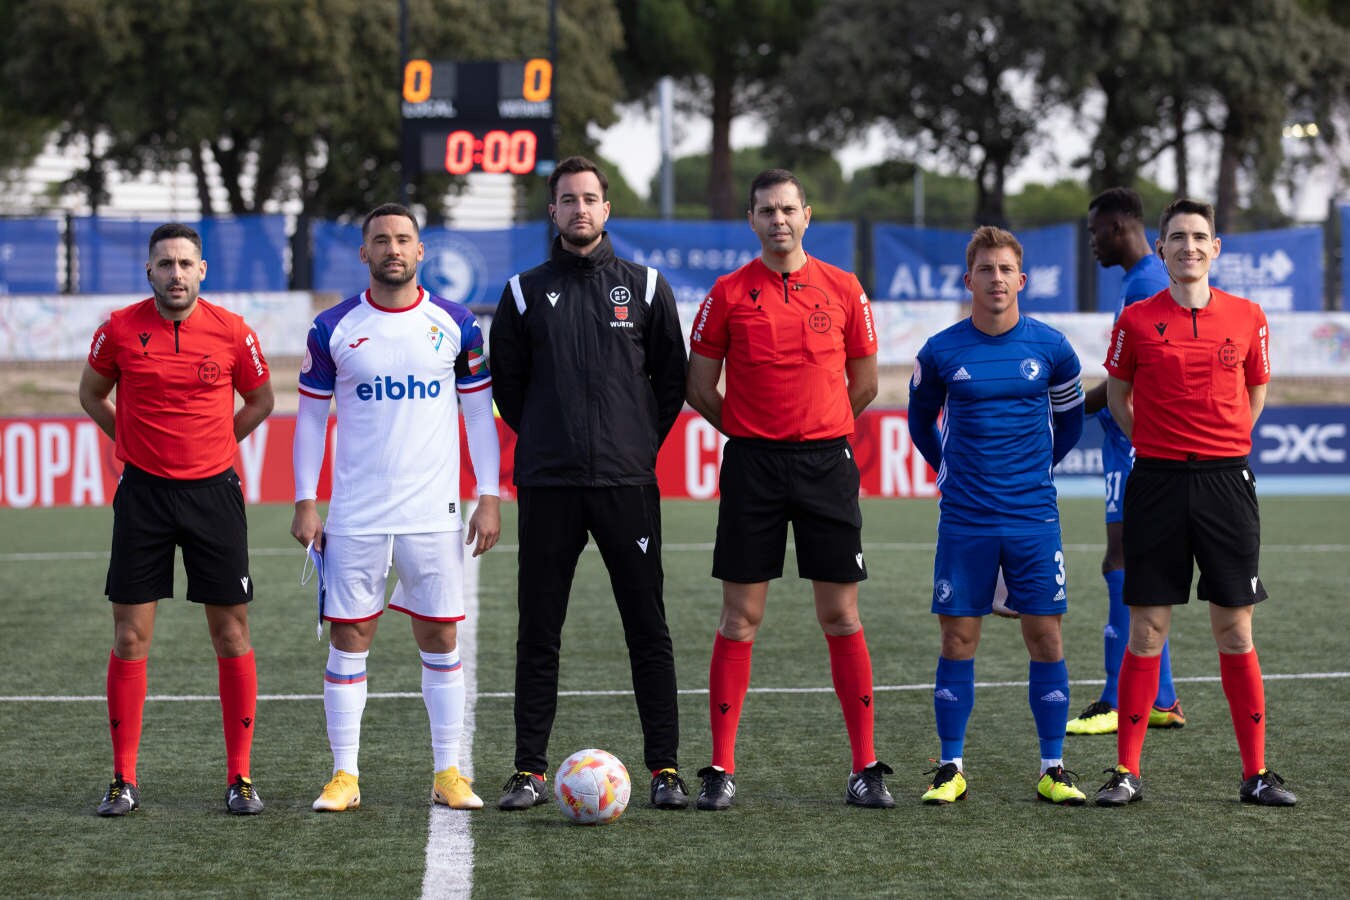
[
  {"x1": 1104, "y1": 287, "x2": 1270, "y2": 460},
  {"x1": 690, "y1": 255, "x2": 877, "y2": 441},
  {"x1": 88, "y1": 297, "x2": 270, "y2": 479}
]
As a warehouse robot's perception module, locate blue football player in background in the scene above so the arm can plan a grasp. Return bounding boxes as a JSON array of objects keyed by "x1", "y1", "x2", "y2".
[
  {"x1": 1066, "y1": 187, "x2": 1184, "y2": 736},
  {"x1": 908, "y1": 226, "x2": 1085, "y2": 806}
]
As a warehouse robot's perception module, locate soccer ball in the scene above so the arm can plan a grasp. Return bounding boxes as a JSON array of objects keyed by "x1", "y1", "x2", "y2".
[{"x1": 554, "y1": 748, "x2": 631, "y2": 825}]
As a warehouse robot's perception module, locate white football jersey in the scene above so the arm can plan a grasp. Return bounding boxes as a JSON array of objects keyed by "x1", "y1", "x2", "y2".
[{"x1": 299, "y1": 287, "x2": 491, "y2": 535}]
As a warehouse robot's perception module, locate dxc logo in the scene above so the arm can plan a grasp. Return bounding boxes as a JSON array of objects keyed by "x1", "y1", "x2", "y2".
[
  {"x1": 1257, "y1": 423, "x2": 1346, "y2": 464},
  {"x1": 356, "y1": 375, "x2": 442, "y2": 402}
]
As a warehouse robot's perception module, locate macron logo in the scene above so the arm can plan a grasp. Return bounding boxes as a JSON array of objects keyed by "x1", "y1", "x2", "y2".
[
  {"x1": 855, "y1": 553, "x2": 864, "y2": 570},
  {"x1": 637, "y1": 537, "x2": 650, "y2": 554},
  {"x1": 546, "y1": 291, "x2": 561, "y2": 307},
  {"x1": 952, "y1": 366, "x2": 971, "y2": 382},
  {"x1": 240, "y1": 577, "x2": 250, "y2": 592},
  {"x1": 1040, "y1": 689, "x2": 1069, "y2": 704},
  {"x1": 1251, "y1": 577, "x2": 1259, "y2": 593}
]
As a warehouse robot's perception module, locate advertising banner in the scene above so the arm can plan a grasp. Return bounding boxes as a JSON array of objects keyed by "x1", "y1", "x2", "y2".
[
  {"x1": 311, "y1": 221, "x2": 548, "y2": 310},
  {"x1": 73, "y1": 216, "x2": 288, "y2": 293},
  {"x1": 1097, "y1": 226, "x2": 1324, "y2": 312},
  {"x1": 607, "y1": 219, "x2": 855, "y2": 306},
  {"x1": 873, "y1": 223, "x2": 1076, "y2": 311},
  {"x1": 0, "y1": 217, "x2": 61, "y2": 294},
  {"x1": 2, "y1": 405, "x2": 1344, "y2": 509}
]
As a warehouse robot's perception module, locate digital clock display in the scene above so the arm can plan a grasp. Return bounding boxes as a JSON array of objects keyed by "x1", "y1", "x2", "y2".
[{"x1": 400, "y1": 58, "x2": 556, "y2": 177}]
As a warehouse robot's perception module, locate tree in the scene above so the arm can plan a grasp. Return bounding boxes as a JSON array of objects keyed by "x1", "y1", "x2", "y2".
[
  {"x1": 616, "y1": 0, "x2": 820, "y2": 219},
  {"x1": 646, "y1": 146, "x2": 847, "y2": 220},
  {"x1": 773, "y1": 0, "x2": 1079, "y2": 227},
  {"x1": 2, "y1": 0, "x2": 627, "y2": 220}
]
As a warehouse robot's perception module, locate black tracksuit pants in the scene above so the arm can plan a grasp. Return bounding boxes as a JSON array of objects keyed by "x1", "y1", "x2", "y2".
[{"x1": 513, "y1": 484, "x2": 679, "y2": 774}]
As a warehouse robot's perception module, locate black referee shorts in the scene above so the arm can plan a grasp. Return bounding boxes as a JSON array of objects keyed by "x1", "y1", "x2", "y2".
[
  {"x1": 712, "y1": 437, "x2": 866, "y2": 584},
  {"x1": 105, "y1": 464, "x2": 253, "y2": 606},
  {"x1": 1121, "y1": 456, "x2": 1267, "y2": 608}
]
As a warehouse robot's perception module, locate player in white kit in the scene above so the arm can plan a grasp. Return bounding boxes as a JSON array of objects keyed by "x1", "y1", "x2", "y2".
[{"x1": 291, "y1": 203, "x2": 501, "y2": 812}]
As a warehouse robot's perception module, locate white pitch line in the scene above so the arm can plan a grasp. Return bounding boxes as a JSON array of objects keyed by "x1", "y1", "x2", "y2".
[
  {"x1": 419, "y1": 540, "x2": 481, "y2": 900},
  {"x1": 8, "y1": 671, "x2": 1350, "y2": 704}
]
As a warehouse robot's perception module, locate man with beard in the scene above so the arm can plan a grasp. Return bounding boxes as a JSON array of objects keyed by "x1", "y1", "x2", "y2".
[
  {"x1": 80, "y1": 223, "x2": 275, "y2": 816},
  {"x1": 292, "y1": 203, "x2": 502, "y2": 812},
  {"x1": 489, "y1": 156, "x2": 690, "y2": 812}
]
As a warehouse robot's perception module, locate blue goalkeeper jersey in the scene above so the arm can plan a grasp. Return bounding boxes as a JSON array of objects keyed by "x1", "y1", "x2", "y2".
[{"x1": 909, "y1": 315, "x2": 1083, "y2": 533}]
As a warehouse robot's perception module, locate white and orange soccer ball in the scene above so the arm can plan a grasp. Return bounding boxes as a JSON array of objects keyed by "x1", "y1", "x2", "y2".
[{"x1": 554, "y1": 748, "x2": 631, "y2": 825}]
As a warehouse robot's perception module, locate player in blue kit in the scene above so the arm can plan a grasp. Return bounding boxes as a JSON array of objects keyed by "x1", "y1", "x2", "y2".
[
  {"x1": 1066, "y1": 187, "x2": 1185, "y2": 736},
  {"x1": 908, "y1": 226, "x2": 1086, "y2": 805}
]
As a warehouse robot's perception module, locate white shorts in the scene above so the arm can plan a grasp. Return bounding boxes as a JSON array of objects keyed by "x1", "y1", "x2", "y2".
[{"x1": 322, "y1": 531, "x2": 465, "y2": 623}]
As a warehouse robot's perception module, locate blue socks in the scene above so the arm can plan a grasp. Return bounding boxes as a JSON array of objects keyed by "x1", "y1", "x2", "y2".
[
  {"x1": 933, "y1": 656, "x2": 975, "y2": 761},
  {"x1": 1028, "y1": 659, "x2": 1070, "y2": 760},
  {"x1": 1100, "y1": 569, "x2": 1128, "y2": 707}
]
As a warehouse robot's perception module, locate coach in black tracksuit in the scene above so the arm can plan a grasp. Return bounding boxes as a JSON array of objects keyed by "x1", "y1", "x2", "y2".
[{"x1": 489, "y1": 156, "x2": 690, "y2": 811}]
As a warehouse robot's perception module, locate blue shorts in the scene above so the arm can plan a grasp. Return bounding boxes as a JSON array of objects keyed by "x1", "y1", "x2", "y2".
[
  {"x1": 932, "y1": 530, "x2": 1067, "y2": 616},
  {"x1": 1097, "y1": 409, "x2": 1135, "y2": 524}
]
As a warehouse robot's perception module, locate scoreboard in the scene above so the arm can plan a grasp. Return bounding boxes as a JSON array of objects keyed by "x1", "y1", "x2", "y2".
[{"x1": 400, "y1": 58, "x2": 557, "y2": 177}]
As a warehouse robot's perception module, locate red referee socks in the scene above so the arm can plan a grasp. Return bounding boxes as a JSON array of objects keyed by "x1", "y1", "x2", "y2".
[
  {"x1": 826, "y1": 629, "x2": 878, "y2": 774},
  {"x1": 708, "y1": 633, "x2": 754, "y2": 774},
  {"x1": 1115, "y1": 649, "x2": 1161, "y2": 776},
  {"x1": 1220, "y1": 648, "x2": 1267, "y2": 779},
  {"x1": 106, "y1": 651, "x2": 147, "y2": 785},
  {"x1": 217, "y1": 650, "x2": 258, "y2": 783}
]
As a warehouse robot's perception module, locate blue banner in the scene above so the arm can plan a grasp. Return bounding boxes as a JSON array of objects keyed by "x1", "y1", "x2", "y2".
[
  {"x1": 73, "y1": 216, "x2": 287, "y2": 293},
  {"x1": 606, "y1": 219, "x2": 855, "y2": 305},
  {"x1": 311, "y1": 221, "x2": 548, "y2": 309},
  {"x1": 1100, "y1": 226, "x2": 1324, "y2": 312},
  {"x1": 0, "y1": 217, "x2": 61, "y2": 293},
  {"x1": 1342, "y1": 205, "x2": 1350, "y2": 309},
  {"x1": 1209, "y1": 226, "x2": 1323, "y2": 312},
  {"x1": 1057, "y1": 405, "x2": 1350, "y2": 479},
  {"x1": 873, "y1": 223, "x2": 1076, "y2": 311}
]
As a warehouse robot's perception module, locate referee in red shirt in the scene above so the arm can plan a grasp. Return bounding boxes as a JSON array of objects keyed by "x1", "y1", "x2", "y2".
[
  {"x1": 686, "y1": 169, "x2": 891, "y2": 810},
  {"x1": 78, "y1": 223, "x2": 275, "y2": 816},
  {"x1": 1094, "y1": 199, "x2": 1296, "y2": 808}
]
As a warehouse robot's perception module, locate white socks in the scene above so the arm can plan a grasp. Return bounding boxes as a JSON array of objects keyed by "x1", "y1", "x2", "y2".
[
  {"x1": 323, "y1": 646, "x2": 369, "y2": 776},
  {"x1": 420, "y1": 649, "x2": 465, "y2": 772}
]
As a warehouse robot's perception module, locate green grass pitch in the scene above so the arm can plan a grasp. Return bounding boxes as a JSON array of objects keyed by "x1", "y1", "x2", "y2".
[{"x1": 2, "y1": 496, "x2": 1347, "y2": 898}]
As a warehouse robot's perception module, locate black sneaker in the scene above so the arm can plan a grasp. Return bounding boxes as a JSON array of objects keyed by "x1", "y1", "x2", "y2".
[
  {"x1": 695, "y1": 766, "x2": 736, "y2": 811},
  {"x1": 650, "y1": 768, "x2": 689, "y2": 809},
  {"x1": 1094, "y1": 766, "x2": 1143, "y2": 807},
  {"x1": 1240, "y1": 768, "x2": 1297, "y2": 806},
  {"x1": 846, "y1": 761, "x2": 895, "y2": 808},
  {"x1": 226, "y1": 775, "x2": 264, "y2": 815},
  {"x1": 498, "y1": 771, "x2": 549, "y2": 810},
  {"x1": 97, "y1": 775, "x2": 140, "y2": 817}
]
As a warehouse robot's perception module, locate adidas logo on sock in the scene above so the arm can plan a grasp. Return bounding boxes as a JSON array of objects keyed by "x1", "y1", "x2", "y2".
[
  {"x1": 934, "y1": 688, "x2": 960, "y2": 702},
  {"x1": 952, "y1": 366, "x2": 971, "y2": 382},
  {"x1": 1040, "y1": 689, "x2": 1069, "y2": 704}
]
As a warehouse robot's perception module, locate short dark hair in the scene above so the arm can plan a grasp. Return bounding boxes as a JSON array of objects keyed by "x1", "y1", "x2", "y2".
[
  {"x1": 362, "y1": 203, "x2": 420, "y2": 238},
  {"x1": 1159, "y1": 198, "x2": 1216, "y2": 238},
  {"x1": 965, "y1": 225, "x2": 1023, "y2": 271},
  {"x1": 1088, "y1": 187, "x2": 1144, "y2": 221},
  {"x1": 548, "y1": 156, "x2": 608, "y2": 203},
  {"x1": 747, "y1": 168, "x2": 805, "y2": 212},
  {"x1": 148, "y1": 223, "x2": 201, "y2": 257}
]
